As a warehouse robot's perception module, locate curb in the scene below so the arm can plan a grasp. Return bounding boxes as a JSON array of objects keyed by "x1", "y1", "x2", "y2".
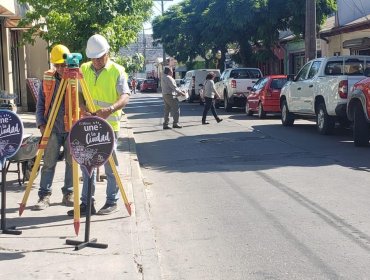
[{"x1": 122, "y1": 114, "x2": 162, "y2": 280}]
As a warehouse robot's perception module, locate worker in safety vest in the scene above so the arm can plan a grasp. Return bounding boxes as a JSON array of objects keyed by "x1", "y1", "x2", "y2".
[
  {"x1": 67, "y1": 34, "x2": 130, "y2": 217},
  {"x1": 34, "y1": 44, "x2": 76, "y2": 210}
]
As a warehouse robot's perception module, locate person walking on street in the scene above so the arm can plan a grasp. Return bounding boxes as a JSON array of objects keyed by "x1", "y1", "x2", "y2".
[
  {"x1": 68, "y1": 34, "x2": 131, "y2": 216},
  {"x1": 202, "y1": 72, "x2": 223, "y2": 125},
  {"x1": 161, "y1": 67, "x2": 186, "y2": 129},
  {"x1": 33, "y1": 44, "x2": 74, "y2": 210},
  {"x1": 131, "y1": 78, "x2": 137, "y2": 94}
]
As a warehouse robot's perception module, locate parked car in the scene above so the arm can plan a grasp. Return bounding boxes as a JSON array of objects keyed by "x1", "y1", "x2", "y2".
[
  {"x1": 140, "y1": 79, "x2": 157, "y2": 92},
  {"x1": 347, "y1": 68, "x2": 370, "y2": 146},
  {"x1": 136, "y1": 78, "x2": 145, "y2": 90},
  {"x1": 183, "y1": 69, "x2": 221, "y2": 102},
  {"x1": 127, "y1": 77, "x2": 133, "y2": 90},
  {"x1": 280, "y1": 55, "x2": 370, "y2": 135},
  {"x1": 246, "y1": 75, "x2": 287, "y2": 118},
  {"x1": 214, "y1": 67, "x2": 263, "y2": 111},
  {"x1": 175, "y1": 78, "x2": 182, "y2": 87}
]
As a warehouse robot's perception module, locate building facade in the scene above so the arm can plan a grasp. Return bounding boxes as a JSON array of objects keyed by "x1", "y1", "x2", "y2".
[{"x1": 0, "y1": 1, "x2": 48, "y2": 112}]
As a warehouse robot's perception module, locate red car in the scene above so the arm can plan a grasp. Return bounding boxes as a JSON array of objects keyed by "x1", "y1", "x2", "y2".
[
  {"x1": 246, "y1": 75, "x2": 287, "y2": 118},
  {"x1": 140, "y1": 79, "x2": 157, "y2": 92},
  {"x1": 347, "y1": 69, "x2": 370, "y2": 146}
]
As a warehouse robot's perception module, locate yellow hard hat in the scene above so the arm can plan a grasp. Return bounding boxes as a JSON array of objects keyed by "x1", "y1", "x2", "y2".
[{"x1": 50, "y1": 44, "x2": 70, "y2": 64}]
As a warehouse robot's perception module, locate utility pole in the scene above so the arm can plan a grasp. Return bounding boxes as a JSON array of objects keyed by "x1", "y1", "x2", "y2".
[
  {"x1": 161, "y1": 0, "x2": 166, "y2": 69},
  {"x1": 154, "y1": 0, "x2": 173, "y2": 90},
  {"x1": 305, "y1": 0, "x2": 316, "y2": 61},
  {"x1": 154, "y1": 0, "x2": 173, "y2": 70},
  {"x1": 143, "y1": 26, "x2": 146, "y2": 68}
]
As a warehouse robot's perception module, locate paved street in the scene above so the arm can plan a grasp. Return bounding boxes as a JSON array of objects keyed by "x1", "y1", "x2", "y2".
[
  {"x1": 126, "y1": 91, "x2": 370, "y2": 280},
  {"x1": 2, "y1": 90, "x2": 370, "y2": 279}
]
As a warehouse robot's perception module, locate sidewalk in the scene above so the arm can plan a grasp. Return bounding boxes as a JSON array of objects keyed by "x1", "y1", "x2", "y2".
[{"x1": 0, "y1": 112, "x2": 160, "y2": 280}]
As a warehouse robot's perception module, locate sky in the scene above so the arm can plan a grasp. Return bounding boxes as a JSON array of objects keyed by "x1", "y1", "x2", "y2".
[{"x1": 144, "y1": 0, "x2": 182, "y2": 33}]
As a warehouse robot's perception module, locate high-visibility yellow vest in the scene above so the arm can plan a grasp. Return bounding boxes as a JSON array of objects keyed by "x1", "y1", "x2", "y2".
[{"x1": 81, "y1": 61, "x2": 124, "y2": 131}]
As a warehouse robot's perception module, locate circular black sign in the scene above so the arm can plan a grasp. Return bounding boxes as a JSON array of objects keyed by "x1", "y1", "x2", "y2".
[
  {"x1": 0, "y1": 110, "x2": 23, "y2": 166},
  {"x1": 69, "y1": 116, "x2": 114, "y2": 177}
]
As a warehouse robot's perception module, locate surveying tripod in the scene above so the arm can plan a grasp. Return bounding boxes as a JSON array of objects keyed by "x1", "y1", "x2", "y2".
[{"x1": 18, "y1": 54, "x2": 131, "y2": 235}]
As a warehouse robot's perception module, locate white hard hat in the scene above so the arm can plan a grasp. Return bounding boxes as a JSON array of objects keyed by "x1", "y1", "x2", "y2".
[{"x1": 86, "y1": 34, "x2": 110, "y2": 58}]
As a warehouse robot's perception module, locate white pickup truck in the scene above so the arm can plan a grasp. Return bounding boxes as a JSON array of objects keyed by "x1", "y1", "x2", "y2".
[
  {"x1": 280, "y1": 55, "x2": 370, "y2": 135},
  {"x1": 214, "y1": 67, "x2": 262, "y2": 111}
]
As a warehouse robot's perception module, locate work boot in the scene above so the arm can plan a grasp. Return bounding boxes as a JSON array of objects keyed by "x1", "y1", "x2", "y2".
[
  {"x1": 33, "y1": 195, "x2": 51, "y2": 210},
  {"x1": 172, "y1": 123, "x2": 182, "y2": 128},
  {"x1": 62, "y1": 193, "x2": 74, "y2": 207},
  {"x1": 163, "y1": 125, "x2": 171, "y2": 130},
  {"x1": 67, "y1": 203, "x2": 96, "y2": 217},
  {"x1": 97, "y1": 203, "x2": 118, "y2": 215}
]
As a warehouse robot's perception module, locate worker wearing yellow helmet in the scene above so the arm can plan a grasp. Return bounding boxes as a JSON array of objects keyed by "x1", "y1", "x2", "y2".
[{"x1": 34, "y1": 44, "x2": 75, "y2": 210}]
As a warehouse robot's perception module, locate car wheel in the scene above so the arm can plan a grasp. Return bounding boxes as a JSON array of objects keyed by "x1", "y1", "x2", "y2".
[
  {"x1": 281, "y1": 100, "x2": 294, "y2": 126},
  {"x1": 353, "y1": 104, "x2": 369, "y2": 147},
  {"x1": 224, "y1": 93, "x2": 232, "y2": 112},
  {"x1": 258, "y1": 103, "x2": 266, "y2": 119},
  {"x1": 316, "y1": 103, "x2": 334, "y2": 135},
  {"x1": 246, "y1": 102, "x2": 253, "y2": 116}
]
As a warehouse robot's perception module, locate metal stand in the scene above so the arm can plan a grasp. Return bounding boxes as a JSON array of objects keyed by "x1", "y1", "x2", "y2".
[
  {"x1": 1, "y1": 162, "x2": 22, "y2": 235},
  {"x1": 66, "y1": 176, "x2": 107, "y2": 250}
]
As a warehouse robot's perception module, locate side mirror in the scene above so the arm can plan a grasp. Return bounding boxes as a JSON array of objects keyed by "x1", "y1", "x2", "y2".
[
  {"x1": 199, "y1": 83, "x2": 203, "y2": 87},
  {"x1": 180, "y1": 80, "x2": 185, "y2": 84},
  {"x1": 247, "y1": 86, "x2": 252, "y2": 91}
]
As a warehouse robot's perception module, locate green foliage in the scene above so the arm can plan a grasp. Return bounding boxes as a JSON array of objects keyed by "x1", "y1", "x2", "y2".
[
  {"x1": 114, "y1": 53, "x2": 145, "y2": 75},
  {"x1": 18, "y1": 0, "x2": 152, "y2": 59},
  {"x1": 152, "y1": 0, "x2": 336, "y2": 69}
]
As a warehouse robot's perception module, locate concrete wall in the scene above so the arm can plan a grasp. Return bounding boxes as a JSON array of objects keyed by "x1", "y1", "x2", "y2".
[
  {"x1": 326, "y1": 30, "x2": 370, "y2": 56},
  {"x1": 25, "y1": 37, "x2": 49, "y2": 79}
]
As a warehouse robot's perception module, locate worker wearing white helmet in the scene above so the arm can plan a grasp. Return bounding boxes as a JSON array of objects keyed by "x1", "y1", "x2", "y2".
[
  {"x1": 68, "y1": 34, "x2": 130, "y2": 216},
  {"x1": 34, "y1": 44, "x2": 75, "y2": 210}
]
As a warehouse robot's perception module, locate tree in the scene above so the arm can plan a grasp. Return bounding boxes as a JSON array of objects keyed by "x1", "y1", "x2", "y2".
[
  {"x1": 114, "y1": 53, "x2": 145, "y2": 76},
  {"x1": 152, "y1": 0, "x2": 217, "y2": 66},
  {"x1": 18, "y1": 0, "x2": 153, "y2": 57},
  {"x1": 152, "y1": 0, "x2": 336, "y2": 68}
]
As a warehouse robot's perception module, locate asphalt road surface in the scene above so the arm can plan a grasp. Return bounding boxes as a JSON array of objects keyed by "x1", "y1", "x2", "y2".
[{"x1": 126, "y1": 92, "x2": 370, "y2": 280}]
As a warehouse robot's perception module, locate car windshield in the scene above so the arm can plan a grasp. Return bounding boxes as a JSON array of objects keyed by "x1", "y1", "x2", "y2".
[
  {"x1": 145, "y1": 80, "x2": 155, "y2": 84},
  {"x1": 252, "y1": 78, "x2": 264, "y2": 89},
  {"x1": 230, "y1": 69, "x2": 262, "y2": 79},
  {"x1": 271, "y1": 78, "x2": 287, "y2": 89}
]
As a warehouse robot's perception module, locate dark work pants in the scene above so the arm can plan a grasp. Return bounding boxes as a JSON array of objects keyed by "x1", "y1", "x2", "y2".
[{"x1": 202, "y1": 97, "x2": 219, "y2": 123}]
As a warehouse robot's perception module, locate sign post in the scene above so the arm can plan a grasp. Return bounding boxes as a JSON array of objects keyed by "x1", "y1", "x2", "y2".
[
  {"x1": 66, "y1": 116, "x2": 114, "y2": 250},
  {"x1": 0, "y1": 110, "x2": 23, "y2": 235}
]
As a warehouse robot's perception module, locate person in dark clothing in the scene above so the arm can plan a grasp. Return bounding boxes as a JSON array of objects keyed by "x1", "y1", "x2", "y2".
[{"x1": 202, "y1": 72, "x2": 223, "y2": 125}]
